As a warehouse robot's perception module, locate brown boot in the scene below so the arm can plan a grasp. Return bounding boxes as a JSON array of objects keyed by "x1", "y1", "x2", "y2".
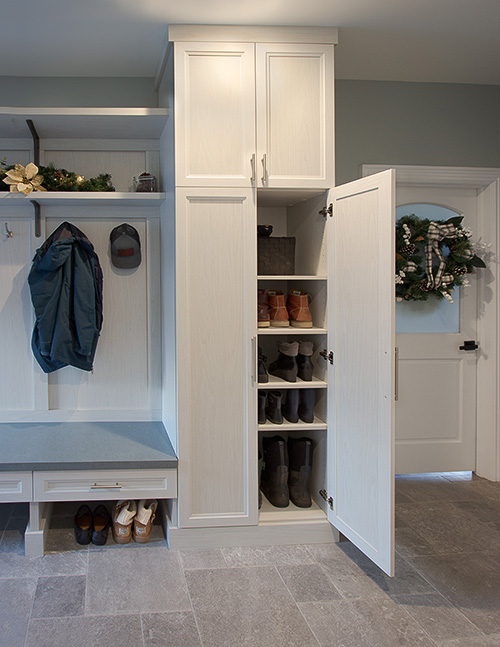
[
  {"x1": 133, "y1": 500, "x2": 157, "y2": 543},
  {"x1": 287, "y1": 290, "x2": 313, "y2": 328},
  {"x1": 258, "y1": 289, "x2": 270, "y2": 327},
  {"x1": 268, "y1": 290, "x2": 289, "y2": 327}
]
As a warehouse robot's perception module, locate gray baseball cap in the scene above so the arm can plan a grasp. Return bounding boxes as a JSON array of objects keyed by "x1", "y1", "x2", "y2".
[{"x1": 110, "y1": 224, "x2": 141, "y2": 269}]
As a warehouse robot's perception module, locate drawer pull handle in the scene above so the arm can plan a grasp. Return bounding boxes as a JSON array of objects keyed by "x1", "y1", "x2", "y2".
[{"x1": 90, "y1": 482, "x2": 123, "y2": 489}]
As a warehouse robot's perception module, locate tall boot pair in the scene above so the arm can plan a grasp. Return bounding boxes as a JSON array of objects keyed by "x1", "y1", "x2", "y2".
[
  {"x1": 282, "y1": 389, "x2": 316, "y2": 424},
  {"x1": 268, "y1": 341, "x2": 314, "y2": 383},
  {"x1": 260, "y1": 435, "x2": 314, "y2": 508},
  {"x1": 112, "y1": 499, "x2": 157, "y2": 544},
  {"x1": 259, "y1": 390, "x2": 283, "y2": 424}
]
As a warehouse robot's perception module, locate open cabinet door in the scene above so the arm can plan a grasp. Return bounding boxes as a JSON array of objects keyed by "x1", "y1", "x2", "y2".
[{"x1": 326, "y1": 169, "x2": 395, "y2": 576}]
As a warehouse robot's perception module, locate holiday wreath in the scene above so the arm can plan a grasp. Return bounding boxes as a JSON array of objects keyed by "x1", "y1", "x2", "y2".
[{"x1": 395, "y1": 214, "x2": 486, "y2": 302}]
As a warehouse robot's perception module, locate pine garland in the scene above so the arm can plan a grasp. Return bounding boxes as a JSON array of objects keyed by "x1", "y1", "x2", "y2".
[
  {"x1": 396, "y1": 214, "x2": 486, "y2": 302},
  {"x1": 1, "y1": 162, "x2": 114, "y2": 192}
]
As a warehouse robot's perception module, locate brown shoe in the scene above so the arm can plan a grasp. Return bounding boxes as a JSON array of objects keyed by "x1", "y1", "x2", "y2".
[
  {"x1": 112, "y1": 500, "x2": 137, "y2": 544},
  {"x1": 268, "y1": 290, "x2": 289, "y2": 327},
  {"x1": 133, "y1": 500, "x2": 157, "y2": 543},
  {"x1": 287, "y1": 290, "x2": 313, "y2": 328},
  {"x1": 258, "y1": 289, "x2": 270, "y2": 327}
]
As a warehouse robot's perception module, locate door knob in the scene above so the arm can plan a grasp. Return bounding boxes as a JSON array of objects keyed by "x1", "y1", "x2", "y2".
[{"x1": 459, "y1": 340, "x2": 478, "y2": 351}]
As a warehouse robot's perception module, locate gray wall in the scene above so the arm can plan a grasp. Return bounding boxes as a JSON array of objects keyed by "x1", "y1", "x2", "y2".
[
  {"x1": 0, "y1": 76, "x2": 158, "y2": 107},
  {"x1": 335, "y1": 80, "x2": 500, "y2": 185}
]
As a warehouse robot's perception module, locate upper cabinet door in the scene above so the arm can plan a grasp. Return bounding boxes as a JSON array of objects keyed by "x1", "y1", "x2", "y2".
[
  {"x1": 256, "y1": 43, "x2": 334, "y2": 189},
  {"x1": 326, "y1": 170, "x2": 396, "y2": 576},
  {"x1": 175, "y1": 42, "x2": 256, "y2": 187}
]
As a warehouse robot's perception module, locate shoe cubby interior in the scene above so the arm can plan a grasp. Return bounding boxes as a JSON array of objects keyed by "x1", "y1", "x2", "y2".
[
  {"x1": 258, "y1": 388, "x2": 327, "y2": 429},
  {"x1": 258, "y1": 334, "x2": 328, "y2": 385},
  {"x1": 257, "y1": 190, "x2": 328, "y2": 278},
  {"x1": 258, "y1": 428, "x2": 327, "y2": 519},
  {"x1": 258, "y1": 279, "x2": 327, "y2": 329}
]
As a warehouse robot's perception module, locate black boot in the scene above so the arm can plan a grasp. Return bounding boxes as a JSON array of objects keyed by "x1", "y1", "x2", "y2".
[
  {"x1": 297, "y1": 341, "x2": 314, "y2": 381},
  {"x1": 258, "y1": 347, "x2": 269, "y2": 383},
  {"x1": 298, "y1": 389, "x2": 316, "y2": 423},
  {"x1": 282, "y1": 389, "x2": 299, "y2": 423},
  {"x1": 258, "y1": 391, "x2": 267, "y2": 424},
  {"x1": 268, "y1": 341, "x2": 298, "y2": 382},
  {"x1": 288, "y1": 437, "x2": 313, "y2": 508},
  {"x1": 260, "y1": 435, "x2": 289, "y2": 507},
  {"x1": 266, "y1": 390, "x2": 283, "y2": 424}
]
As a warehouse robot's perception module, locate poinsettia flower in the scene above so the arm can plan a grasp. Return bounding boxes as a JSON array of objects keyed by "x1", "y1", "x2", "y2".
[{"x1": 3, "y1": 163, "x2": 46, "y2": 194}]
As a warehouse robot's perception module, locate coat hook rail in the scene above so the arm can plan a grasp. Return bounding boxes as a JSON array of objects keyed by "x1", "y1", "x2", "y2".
[
  {"x1": 30, "y1": 200, "x2": 41, "y2": 238},
  {"x1": 26, "y1": 119, "x2": 40, "y2": 167},
  {"x1": 4, "y1": 223, "x2": 13, "y2": 238}
]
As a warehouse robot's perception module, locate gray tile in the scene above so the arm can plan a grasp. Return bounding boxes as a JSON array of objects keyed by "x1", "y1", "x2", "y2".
[
  {"x1": 142, "y1": 611, "x2": 202, "y2": 647},
  {"x1": 26, "y1": 614, "x2": 143, "y2": 647},
  {"x1": 222, "y1": 543, "x2": 315, "y2": 566},
  {"x1": 308, "y1": 542, "x2": 434, "y2": 599},
  {"x1": 277, "y1": 563, "x2": 342, "y2": 602},
  {"x1": 86, "y1": 546, "x2": 190, "y2": 615},
  {"x1": 350, "y1": 596, "x2": 438, "y2": 646},
  {"x1": 178, "y1": 548, "x2": 228, "y2": 570},
  {"x1": 185, "y1": 565, "x2": 319, "y2": 647},
  {"x1": 0, "y1": 577, "x2": 37, "y2": 647},
  {"x1": 0, "y1": 550, "x2": 87, "y2": 579},
  {"x1": 410, "y1": 552, "x2": 500, "y2": 634},
  {"x1": 394, "y1": 592, "x2": 482, "y2": 641},
  {"x1": 396, "y1": 527, "x2": 438, "y2": 558},
  {"x1": 31, "y1": 575, "x2": 86, "y2": 619},
  {"x1": 435, "y1": 637, "x2": 500, "y2": 647},
  {"x1": 299, "y1": 600, "x2": 377, "y2": 647},
  {"x1": 395, "y1": 475, "x2": 483, "y2": 503},
  {"x1": 43, "y1": 515, "x2": 88, "y2": 554},
  {"x1": 396, "y1": 501, "x2": 499, "y2": 555}
]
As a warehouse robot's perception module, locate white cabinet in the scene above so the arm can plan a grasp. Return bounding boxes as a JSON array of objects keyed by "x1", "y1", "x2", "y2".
[
  {"x1": 173, "y1": 35, "x2": 335, "y2": 189},
  {"x1": 175, "y1": 187, "x2": 257, "y2": 527},
  {"x1": 256, "y1": 43, "x2": 334, "y2": 188}
]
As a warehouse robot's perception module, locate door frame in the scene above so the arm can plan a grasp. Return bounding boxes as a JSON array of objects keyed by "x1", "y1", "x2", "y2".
[{"x1": 362, "y1": 165, "x2": 500, "y2": 481}]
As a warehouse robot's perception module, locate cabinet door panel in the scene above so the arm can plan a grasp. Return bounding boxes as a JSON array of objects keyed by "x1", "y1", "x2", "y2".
[
  {"x1": 256, "y1": 44, "x2": 334, "y2": 188},
  {"x1": 175, "y1": 43, "x2": 255, "y2": 187},
  {"x1": 176, "y1": 188, "x2": 257, "y2": 527},
  {"x1": 327, "y1": 170, "x2": 395, "y2": 575}
]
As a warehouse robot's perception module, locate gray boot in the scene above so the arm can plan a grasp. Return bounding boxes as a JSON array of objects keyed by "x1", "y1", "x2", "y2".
[
  {"x1": 260, "y1": 435, "x2": 289, "y2": 507},
  {"x1": 268, "y1": 341, "x2": 299, "y2": 382},
  {"x1": 288, "y1": 437, "x2": 313, "y2": 508},
  {"x1": 297, "y1": 341, "x2": 314, "y2": 381}
]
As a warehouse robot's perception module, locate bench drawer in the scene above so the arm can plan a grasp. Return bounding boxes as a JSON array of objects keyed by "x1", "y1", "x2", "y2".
[
  {"x1": 0, "y1": 472, "x2": 32, "y2": 502},
  {"x1": 33, "y1": 469, "x2": 177, "y2": 502}
]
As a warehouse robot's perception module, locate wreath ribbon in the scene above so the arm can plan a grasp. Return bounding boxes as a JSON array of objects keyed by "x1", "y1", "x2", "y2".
[{"x1": 424, "y1": 222, "x2": 460, "y2": 289}]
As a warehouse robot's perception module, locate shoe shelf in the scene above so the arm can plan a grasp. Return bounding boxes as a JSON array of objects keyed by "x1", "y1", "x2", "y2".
[
  {"x1": 257, "y1": 275, "x2": 327, "y2": 281},
  {"x1": 258, "y1": 416, "x2": 327, "y2": 431},
  {"x1": 258, "y1": 326, "x2": 327, "y2": 335},
  {"x1": 258, "y1": 495, "x2": 326, "y2": 524},
  {"x1": 258, "y1": 376, "x2": 327, "y2": 389}
]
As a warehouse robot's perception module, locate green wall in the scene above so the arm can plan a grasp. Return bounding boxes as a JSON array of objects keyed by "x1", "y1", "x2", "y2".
[
  {"x1": 0, "y1": 76, "x2": 158, "y2": 108},
  {"x1": 335, "y1": 80, "x2": 500, "y2": 185}
]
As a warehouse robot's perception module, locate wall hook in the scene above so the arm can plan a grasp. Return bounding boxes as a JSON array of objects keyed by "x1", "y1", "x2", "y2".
[{"x1": 4, "y1": 223, "x2": 13, "y2": 238}]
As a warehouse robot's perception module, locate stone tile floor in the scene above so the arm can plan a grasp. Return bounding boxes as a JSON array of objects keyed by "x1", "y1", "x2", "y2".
[{"x1": 1, "y1": 472, "x2": 500, "y2": 646}]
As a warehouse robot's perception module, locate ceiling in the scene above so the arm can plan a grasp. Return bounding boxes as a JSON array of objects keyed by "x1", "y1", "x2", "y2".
[{"x1": 2, "y1": 0, "x2": 499, "y2": 85}]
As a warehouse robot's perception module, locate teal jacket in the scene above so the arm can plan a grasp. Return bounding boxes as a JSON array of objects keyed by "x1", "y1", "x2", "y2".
[{"x1": 28, "y1": 222, "x2": 103, "y2": 373}]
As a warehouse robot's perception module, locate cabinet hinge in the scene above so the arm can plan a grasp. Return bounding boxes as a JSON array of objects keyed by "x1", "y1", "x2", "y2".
[
  {"x1": 320, "y1": 349, "x2": 334, "y2": 365},
  {"x1": 319, "y1": 489, "x2": 334, "y2": 510},
  {"x1": 318, "y1": 203, "x2": 333, "y2": 218}
]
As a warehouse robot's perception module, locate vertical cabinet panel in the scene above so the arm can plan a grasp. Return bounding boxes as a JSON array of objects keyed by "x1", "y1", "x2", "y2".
[
  {"x1": 327, "y1": 170, "x2": 395, "y2": 576},
  {"x1": 176, "y1": 188, "x2": 257, "y2": 527},
  {"x1": 256, "y1": 44, "x2": 334, "y2": 188},
  {"x1": 175, "y1": 43, "x2": 256, "y2": 187},
  {"x1": 0, "y1": 216, "x2": 37, "y2": 412}
]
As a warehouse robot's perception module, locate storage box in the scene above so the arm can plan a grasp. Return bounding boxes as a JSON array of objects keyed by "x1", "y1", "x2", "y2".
[{"x1": 258, "y1": 237, "x2": 296, "y2": 275}]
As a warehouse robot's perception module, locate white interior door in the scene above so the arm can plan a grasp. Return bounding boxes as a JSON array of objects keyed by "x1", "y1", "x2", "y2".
[
  {"x1": 327, "y1": 169, "x2": 395, "y2": 576},
  {"x1": 395, "y1": 186, "x2": 478, "y2": 474}
]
